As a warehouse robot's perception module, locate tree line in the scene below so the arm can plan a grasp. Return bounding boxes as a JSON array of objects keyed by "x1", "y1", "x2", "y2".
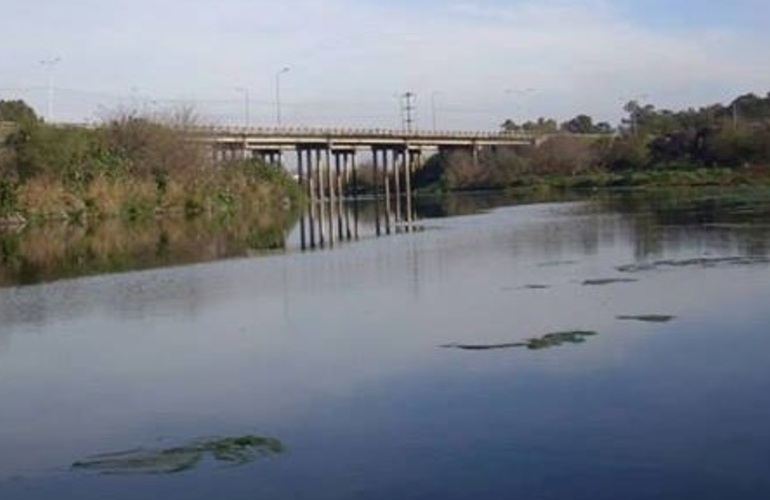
[{"x1": 417, "y1": 92, "x2": 770, "y2": 191}]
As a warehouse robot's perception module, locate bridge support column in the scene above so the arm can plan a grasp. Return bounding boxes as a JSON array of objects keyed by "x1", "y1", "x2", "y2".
[
  {"x1": 297, "y1": 149, "x2": 306, "y2": 250},
  {"x1": 325, "y1": 147, "x2": 335, "y2": 248},
  {"x1": 372, "y1": 148, "x2": 382, "y2": 236},
  {"x1": 384, "y1": 149, "x2": 392, "y2": 235},
  {"x1": 315, "y1": 149, "x2": 326, "y2": 248},
  {"x1": 394, "y1": 148, "x2": 403, "y2": 227},
  {"x1": 405, "y1": 148, "x2": 419, "y2": 225},
  {"x1": 304, "y1": 149, "x2": 317, "y2": 249},
  {"x1": 351, "y1": 151, "x2": 360, "y2": 240}
]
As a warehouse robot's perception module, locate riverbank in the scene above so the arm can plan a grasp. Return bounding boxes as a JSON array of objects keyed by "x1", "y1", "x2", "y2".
[
  {"x1": 414, "y1": 164, "x2": 770, "y2": 196},
  {"x1": 511, "y1": 165, "x2": 770, "y2": 190},
  {"x1": 0, "y1": 104, "x2": 304, "y2": 229},
  {"x1": 0, "y1": 160, "x2": 303, "y2": 230}
]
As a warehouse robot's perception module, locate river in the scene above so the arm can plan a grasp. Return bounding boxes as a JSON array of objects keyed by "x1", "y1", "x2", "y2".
[{"x1": 1, "y1": 188, "x2": 769, "y2": 499}]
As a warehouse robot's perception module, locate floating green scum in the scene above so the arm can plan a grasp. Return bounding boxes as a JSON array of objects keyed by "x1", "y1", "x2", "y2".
[{"x1": 72, "y1": 435, "x2": 285, "y2": 475}]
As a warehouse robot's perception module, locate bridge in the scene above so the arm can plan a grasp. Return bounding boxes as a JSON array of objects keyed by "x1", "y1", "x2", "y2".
[
  {"x1": 194, "y1": 125, "x2": 549, "y2": 248},
  {"x1": 196, "y1": 125, "x2": 540, "y2": 162}
]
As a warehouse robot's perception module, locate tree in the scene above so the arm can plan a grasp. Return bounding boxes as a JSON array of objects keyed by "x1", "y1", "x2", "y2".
[
  {"x1": 500, "y1": 119, "x2": 519, "y2": 132},
  {"x1": 561, "y1": 114, "x2": 595, "y2": 134},
  {"x1": 0, "y1": 100, "x2": 40, "y2": 125}
]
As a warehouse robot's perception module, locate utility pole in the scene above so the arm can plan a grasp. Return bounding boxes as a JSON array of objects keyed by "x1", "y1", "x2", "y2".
[
  {"x1": 40, "y1": 57, "x2": 61, "y2": 122},
  {"x1": 401, "y1": 91, "x2": 415, "y2": 133}
]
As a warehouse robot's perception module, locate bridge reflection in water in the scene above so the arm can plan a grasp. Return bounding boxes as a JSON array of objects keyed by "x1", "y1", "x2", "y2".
[
  {"x1": 296, "y1": 192, "x2": 420, "y2": 252},
  {"x1": 295, "y1": 143, "x2": 421, "y2": 251}
]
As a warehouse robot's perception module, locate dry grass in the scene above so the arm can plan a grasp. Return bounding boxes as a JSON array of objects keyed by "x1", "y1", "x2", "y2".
[{"x1": 9, "y1": 166, "x2": 298, "y2": 224}]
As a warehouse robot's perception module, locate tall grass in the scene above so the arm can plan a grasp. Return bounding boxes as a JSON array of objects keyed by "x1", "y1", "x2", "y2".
[{"x1": 0, "y1": 107, "x2": 303, "y2": 226}]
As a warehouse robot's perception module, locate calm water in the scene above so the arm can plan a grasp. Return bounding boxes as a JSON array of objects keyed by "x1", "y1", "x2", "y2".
[{"x1": 1, "y1": 189, "x2": 770, "y2": 499}]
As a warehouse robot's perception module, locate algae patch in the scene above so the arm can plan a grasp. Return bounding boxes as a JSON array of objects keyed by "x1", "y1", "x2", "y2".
[
  {"x1": 582, "y1": 278, "x2": 639, "y2": 286},
  {"x1": 617, "y1": 256, "x2": 770, "y2": 273},
  {"x1": 617, "y1": 315, "x2": 676, "y2": 323},
  {"x1": 537, "y1": 260, "x2": 578, "y2": 268},
  {"x1": 442, "y1": 330, "x2": 598, "y2": 351},
  {"x1": 71, "y1": 435, "x2": 285, "y2": 475}
]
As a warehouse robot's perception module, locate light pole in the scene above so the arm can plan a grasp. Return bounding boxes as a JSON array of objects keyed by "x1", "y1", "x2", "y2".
[
  {"x1": 275, "y1": 67, "x2": 290, "y2": 127},
  {"x1": 235, "y1": 87, "x2": 250, "y2": 127},
  {"x1": 40, "y1": 57, "x2": 61, "y2": 122},
  {"x1": 430, "y1": 91, "x2": 441, "y2": 131}
]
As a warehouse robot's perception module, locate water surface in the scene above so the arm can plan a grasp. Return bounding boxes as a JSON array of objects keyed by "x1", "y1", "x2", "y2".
[{"x1": 1, "y1": 188, "x2": 769, "y2": 499}]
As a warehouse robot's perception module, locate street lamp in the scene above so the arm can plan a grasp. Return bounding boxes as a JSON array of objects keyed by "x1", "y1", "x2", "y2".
[
  {"x1": 40, "y1": 56, "x2": 61, "y2": 122},
  {"x1": 235, "y1": 87, "x2": 250, "y2": 127},
  {"x1": 275, "y1": 67, "x2": 290, "y2": 127},
  {"x1": 430, "y1": 91, "x2": 444, "y2": 131}
]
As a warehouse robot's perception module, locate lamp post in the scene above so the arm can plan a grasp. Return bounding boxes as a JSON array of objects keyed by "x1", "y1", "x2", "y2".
[
  {"x1": 235, "y1": 87, "x2": 250, "y2": 127},
  {"x1": 430, "y1": 91, "x2": 441, "y2": 131},
  {"x1": 40, "y1": 57, "x2": 61, "y2": 122},
  {"x1": 275, "y1": 67, "x2": 290, "y2": 127}
]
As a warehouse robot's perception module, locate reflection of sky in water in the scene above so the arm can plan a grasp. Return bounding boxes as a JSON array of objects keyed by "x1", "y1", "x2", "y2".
[{"x1": 0, "y1": 195, "x2": 769, "y2": 499}]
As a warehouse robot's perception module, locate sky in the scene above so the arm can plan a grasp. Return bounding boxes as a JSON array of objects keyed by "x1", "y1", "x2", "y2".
[{"x1": 1, "y1": 0, "x2": 768, "y2": 129}]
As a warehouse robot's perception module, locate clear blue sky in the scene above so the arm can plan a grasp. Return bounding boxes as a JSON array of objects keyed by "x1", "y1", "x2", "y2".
[{"x1": 1, "y1": 0, "x2": 767, "y2": 128}]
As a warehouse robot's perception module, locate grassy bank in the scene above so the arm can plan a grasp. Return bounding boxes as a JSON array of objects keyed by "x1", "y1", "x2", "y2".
[
  {"x1": 0, "y1": 159, "x2": 303, "y2": 227},
  {"x1": 0, "y1": 103, "x2": 303, "y2": 228},
  {"x1": 508, "y1": 165, "x2": 770, "y2": 190},
  {"x1": 413, "y1": 162, "x2": 770, "y2": 197}
]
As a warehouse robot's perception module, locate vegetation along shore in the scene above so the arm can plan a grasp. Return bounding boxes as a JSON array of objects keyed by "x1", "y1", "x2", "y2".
[
  {"x1": 0, "y1": 100, "x2": 302, "y2": 228},
  {"x1": 413, "y1": 92, "x2": 770, "y2": 193},
  {"x1": 2, "y1": 92, "x2": 770, "y2": 228}
]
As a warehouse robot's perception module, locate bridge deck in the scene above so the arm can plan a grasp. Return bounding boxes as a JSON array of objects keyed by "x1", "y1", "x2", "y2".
[{"x1": 194, "y1": 126, "x2": 539, "y2": 149}]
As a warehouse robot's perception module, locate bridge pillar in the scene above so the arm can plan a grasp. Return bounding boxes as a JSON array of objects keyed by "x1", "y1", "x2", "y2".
[
  {"x1": 372, "y1": 147, "x2": 382, "y2": 236},
  {"x1": 300, "y1": 148, "x2": 317, "y2": 249},
  {"x1": 405, "y1": 148, "x2": 416, "y2": 225},
  {"x1": 296, "y1": 149, "x2": 307, "y2": 250},
  {"x1": 384, "y1": 149, "x2": 392, "y2": 235},
  {"x1": 315, "y1": 148, "x2": 326, "y2": 248},
  {"x1": 350, "y1": 151, "x2": 360, "y2": 240},
  {"x1": 394, "y1": 148, "x2": 403, "y2": 226},
  {"x1": 325, "y1": 147, "x2": 335, "y2": 248}
]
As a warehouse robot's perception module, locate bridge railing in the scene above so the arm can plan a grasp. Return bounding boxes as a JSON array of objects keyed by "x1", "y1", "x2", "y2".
[{"x1": 189, "y1": 125, "x2": 538, "y2": 141}]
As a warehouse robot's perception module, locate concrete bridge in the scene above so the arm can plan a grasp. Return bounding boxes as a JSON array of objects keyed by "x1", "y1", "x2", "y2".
[
  {"x1": 194, "y1": 125, "x2": 549, "y2": 249},
  {"x1": 197, "y1": 125, "x2": 540, "y2": 163}
]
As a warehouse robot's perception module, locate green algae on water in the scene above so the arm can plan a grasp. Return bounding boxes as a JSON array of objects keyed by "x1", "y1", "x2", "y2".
[
  {"x1": 617, "y1": 256, "x2": 770, "y2": 273},
  {"x1": 582, "y1": 278, "x2": 639, "y2": 286},
  {"x1": 617, "y1": 314, "x2": 676, "y2": 323},
  {"x1": 71, "y1": 435, "x2": 285, "y2": 475},
  {"x1": 442, "y1": 330, "x2": 598, "y2": 352}
]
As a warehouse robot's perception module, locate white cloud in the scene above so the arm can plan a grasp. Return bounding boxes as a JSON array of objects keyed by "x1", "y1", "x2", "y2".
[{"x1": 1, "y1": 0, "x2": 767, "y2": 128}]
